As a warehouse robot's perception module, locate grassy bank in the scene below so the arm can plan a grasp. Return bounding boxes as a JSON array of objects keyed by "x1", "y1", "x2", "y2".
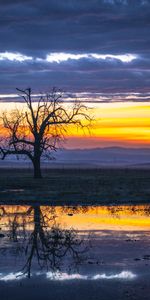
[{"x1": 0, "y1": 168, "x2": 150, "y2": 205}]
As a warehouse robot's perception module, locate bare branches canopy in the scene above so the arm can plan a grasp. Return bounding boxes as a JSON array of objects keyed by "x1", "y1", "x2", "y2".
[{"x1": 0, "y1": 88, "x2": 91, "y2": 178}]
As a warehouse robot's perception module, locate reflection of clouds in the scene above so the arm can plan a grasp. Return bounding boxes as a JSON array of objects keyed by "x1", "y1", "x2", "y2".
[
  {"x1": 46, "y1": 272, "x2": 87, "y2": 280},
  {"x1": 0, "y1": 272, "x2": 25, "y2": 281},
  {"x1": 0, "y1": 270, "x2": 136, "y2": 281},
  {"x1": 47, "y1": 271, "x2": 136, "y2": 280},
  {"x1": 93, "y1": 271, "x2": 136, "y2": 280}
]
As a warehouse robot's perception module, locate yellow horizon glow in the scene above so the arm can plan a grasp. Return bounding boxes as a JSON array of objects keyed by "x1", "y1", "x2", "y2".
[
  {"x1": 65, "y1": 102, "x2": 150, "y2": 147},
  {"x1": 1, "y1": 205, "x2": 150, "y2": 231},
  {"x1": 0, "y1": 101, "x2": 150, "y2": 148}
]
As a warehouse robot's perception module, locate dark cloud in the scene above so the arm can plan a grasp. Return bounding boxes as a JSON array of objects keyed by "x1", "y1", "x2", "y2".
[
  {"x1": 0, "y1": 55, "x2": 150, "y2": 93},
  {"x1": 0, "y1": 0, "x2": 150, "y2": 96}
]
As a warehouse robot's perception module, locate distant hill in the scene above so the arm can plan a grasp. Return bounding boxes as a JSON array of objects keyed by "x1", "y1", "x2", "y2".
[
  {"x1": 53, "y1": 147, "x2": 150, "y2": 167},
  {"x1": 1, "y1": 147, "x2": 150, "y2": 168}
]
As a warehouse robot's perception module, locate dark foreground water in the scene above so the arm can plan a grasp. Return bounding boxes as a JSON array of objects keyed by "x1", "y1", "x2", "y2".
[{"x1": 0, "y1": 204, "x2": 150, "y2": 300}]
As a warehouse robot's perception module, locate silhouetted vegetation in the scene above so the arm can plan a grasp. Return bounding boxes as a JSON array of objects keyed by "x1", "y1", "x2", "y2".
[
  {"x1": 0, "y1": 205, "x2": 88, "y2": 278},
  {"x1": 0, "y1": 88, "x2": 91, "y2": 178}
]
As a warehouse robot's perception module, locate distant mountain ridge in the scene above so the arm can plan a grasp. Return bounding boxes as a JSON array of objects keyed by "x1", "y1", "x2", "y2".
[
  {"x1": 1, "y1": 147, "x2": 150, "y2": 168},
  {"x1": 54, "y1": 147, "x2": 150, "y2": 166}
]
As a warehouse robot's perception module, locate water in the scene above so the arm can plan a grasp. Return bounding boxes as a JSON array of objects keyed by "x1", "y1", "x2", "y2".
[{"x1": 0, "y1": 204, "x2": 150, "y2": 299}]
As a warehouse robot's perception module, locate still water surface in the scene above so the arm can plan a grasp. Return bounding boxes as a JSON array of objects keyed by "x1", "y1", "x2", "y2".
[{"x1": 0, "y1": 204, "x2": 150, "y2": 283}]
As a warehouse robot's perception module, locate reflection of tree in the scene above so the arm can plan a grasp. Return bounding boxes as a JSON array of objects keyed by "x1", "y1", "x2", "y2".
[
  {"x1": 139, "y1": 205, "x2": 150, "y2": 216},
  {"x1": 106, "y1": 205, "x2": 150, "y2": 218},
  {"x1": 60, "y1": 206, "x2": 90, "y2": 215},
  {"x1": 0, "y1": 206, "x2": 33, "y2": 242},
  {"x1": 106, "y1": 206, "x2": 121, "y2": 219},
  {"x1": 0, "y1": 205, "x2": 87, "y2": 278}
]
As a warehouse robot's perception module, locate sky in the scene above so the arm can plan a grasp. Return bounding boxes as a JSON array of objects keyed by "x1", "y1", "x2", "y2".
[{"x1": 0, "y1": 0, "x2": 150, "y2": 148}]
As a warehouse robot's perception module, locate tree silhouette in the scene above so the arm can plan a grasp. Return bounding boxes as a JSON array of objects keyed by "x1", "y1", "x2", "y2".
[
  {"x1": 0, "y1": 88, "x2": 91, "y2": 178},
  {"x1": 0, "y1": 205, "x2": 87, "y2": 278}
]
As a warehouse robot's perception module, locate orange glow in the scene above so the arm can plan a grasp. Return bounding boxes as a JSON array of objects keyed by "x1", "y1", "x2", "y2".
[
  {"x1": 0, "y1": 102, "x2": 150, "y2": 148},
  {"x1": 1, "y1": 205, "x2": 150, "y2": 231},
  {"x1": 52, "y1": 205, "x2": 150, "y2": 231},
  {"x1": 65, "y1": 102, "x2": 150, "y2": 147}
]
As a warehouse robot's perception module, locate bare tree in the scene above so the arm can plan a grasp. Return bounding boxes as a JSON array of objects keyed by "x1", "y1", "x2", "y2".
[
  {"x1": 0, "y1": 88, "x2": 91, "y2": 178},
  {"x1": 21, "y1": 206, "x2": 86, "y2": 278},
  {"x1": 0, "y1": 205, "x2": 87, "y2": 278}
]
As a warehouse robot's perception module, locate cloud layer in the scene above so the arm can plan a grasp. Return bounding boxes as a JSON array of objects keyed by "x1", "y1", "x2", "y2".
[{"x1": 0, "y1": 0, "x2": 150, "y2": 98}]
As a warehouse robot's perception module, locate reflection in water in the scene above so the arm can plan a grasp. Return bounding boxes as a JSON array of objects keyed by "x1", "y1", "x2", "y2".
[
  {"x1": 0, "y1": 205, "x2": 87, "y2": 278},
  {"x1": 0, "y1": 270, "x2": 136, "y2": 282},
  {"x1": 2, "y1": 204, "x2": 150, "y2": 231},
  {"x1": 1, "y1": 204, "x2": 150, "y2": 281},
  {"x1": 0, "y1": 272, "x2": 26, "y2": 281},
  {"x1": 45, "y1": 270, "x2": 136, "y2": 280}
]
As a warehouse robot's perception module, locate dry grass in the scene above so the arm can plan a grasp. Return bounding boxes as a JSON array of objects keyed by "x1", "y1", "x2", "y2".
[{"x1": 0, "y1": 168, "x2": 150, "y2": 205}]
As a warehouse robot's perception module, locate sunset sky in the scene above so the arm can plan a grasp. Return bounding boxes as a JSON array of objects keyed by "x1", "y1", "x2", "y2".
[{"x1": 0, "y1": 0, "x2": 150, "y2": 149}]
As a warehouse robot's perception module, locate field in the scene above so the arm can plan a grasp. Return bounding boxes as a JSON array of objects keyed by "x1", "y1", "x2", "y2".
[
  {"x1": 1, "y1": 168, "x2": 150, "y2": 300},
  {"x1": 0, "y1": 168, "x2": 150, "y2": 205}
]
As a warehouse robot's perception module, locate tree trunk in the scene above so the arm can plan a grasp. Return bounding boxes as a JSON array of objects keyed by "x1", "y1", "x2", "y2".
[
  {"x1": 34, "y1": 206, "x2": 41, "y2": 229},
  {"x1": 33, "y1": 157, "x2": 42, "y2": 179}
]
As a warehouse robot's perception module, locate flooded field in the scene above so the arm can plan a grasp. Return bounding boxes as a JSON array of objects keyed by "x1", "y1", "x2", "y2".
[{"x1": 0, "y1": 204, "x2": 150, "y2": 299}]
